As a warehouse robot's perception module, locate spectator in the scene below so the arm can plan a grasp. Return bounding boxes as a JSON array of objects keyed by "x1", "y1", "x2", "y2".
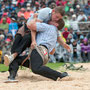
[
  {"x1": 83, "y1": 5, "x2": 90, "y2": 17},
  {"x1": 63, "y1": 15, "x2": 70, "y2": 28},
  {"x1": 73, "y1": 0, "x2": 79, "y2": 9},
  {"x1": 77, "y1": 10, "x2": 88, "y2": 21},
  {"x1": 88, "y1": 0, "x2": 90, "y2": 6},
  {"x1": 62, "y1": 27, "x2": 70, "y2": 40},
  {"x1": 70, "y1": 40, "x2": 81, "y2": 62},
  {"x1": 81, "y1": 38, "x2": 90, "y2": 62},
  {"x1": 0, "y1": 12, "x2": 11, "y2": 24},
  {"x1": 8, "y1": 17, "x2": 18, "y2": 38},
  {"x1": 65, "y1": 1, "x2": 72, "y2": 13},
  {"x1": 74, "y1": 5, "x2": 81, "y2": 16},
  {"x1": 70, "y1": 14, "x2": 79, "y2": 32},
  {"x1": 69, "y1": 8, "x2": 74, "y2": 17},
  {"x1": 17, "y1": 8, "x2": 26, "y2": 18},
  {"x1": 46, "y1": 0, "x2": 56, "y2": 7},
  {"x1": 0, "y1": 18, "x2": 9, "y2": 30},
  {"x1": 49, "y1": 2, "x2": 56, "y2": 9},
  {"x1": 33, "y1": 1, "x2": 40, "y2": 12},
  {"x1": 56, "y1": 0, "x2": 66, "y2": 6},
  {"x1": 24, "y1": 7, "x2": 34, "y2": 20},
  {"x1": 17, "y1": 0, "x2": 25, "y2": 6}
]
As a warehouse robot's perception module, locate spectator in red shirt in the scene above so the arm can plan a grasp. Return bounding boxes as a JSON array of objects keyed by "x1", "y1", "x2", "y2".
[
  {"x1": 56, "y1": 0, "x2": 67, "y2": 6},
  {"x1": 62, "y1": 27, "x2": 70, "y2": 40},
  {"x1": 17, "y1": 8, "x2": 26, "y2": 18},
  {"x1": 0, "y1": 13, "x2": 11, "y2": 24}
]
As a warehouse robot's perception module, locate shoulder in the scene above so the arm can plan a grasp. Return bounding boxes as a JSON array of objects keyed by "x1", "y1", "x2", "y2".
[{"x1": 38, "y1": 7, "x2": 52, "y2": 12}]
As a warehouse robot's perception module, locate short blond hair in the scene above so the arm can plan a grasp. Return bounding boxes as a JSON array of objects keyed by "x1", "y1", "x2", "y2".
[{"x1": 54, "y1": 6, "x2": 65, "y2": 16}]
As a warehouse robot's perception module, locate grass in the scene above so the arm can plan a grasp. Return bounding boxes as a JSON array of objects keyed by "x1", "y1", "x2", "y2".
[
  {"x1": 0, "y1": 64, "x2": 9, "y2": 72},
  {"x1": 46, "y1": 62, "x2": 64, "y2": 70},
  {"x1": 0, "y1": 63, "x2": 64, "y2": 72}
]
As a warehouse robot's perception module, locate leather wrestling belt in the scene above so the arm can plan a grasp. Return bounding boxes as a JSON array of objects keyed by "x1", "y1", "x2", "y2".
[{"x1": 21, "y1": 45, "x2": 49, "y2": 68}]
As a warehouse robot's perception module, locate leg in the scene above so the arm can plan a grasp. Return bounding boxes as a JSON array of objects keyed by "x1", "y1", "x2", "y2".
[
  {"x1": 8, "y1": 55, "x2": 29, "y2": 80},
  {"x1": 14, "y1": 34, "x2": 31, "y2": 55},
  {"x1": 30, "y1": 49, "x2": 68, "y2": 81},
  {"x1": 4, "y1": 33, "x2": 32, "y2": 66}
]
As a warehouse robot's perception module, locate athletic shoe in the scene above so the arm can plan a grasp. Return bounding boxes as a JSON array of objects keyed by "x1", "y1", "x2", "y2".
[
  {"x1": 4, "y1": 54, "x2": 14, "y2": 66},
  {"x1": 4, "y1": 79, "x2": 18, "y2": 83},
  {"x1": 60, "y1": 72, "x2": 69, "y2": 79},
  {"x1": 57, "y1": 72, "x2": 69, "y2": 81}
]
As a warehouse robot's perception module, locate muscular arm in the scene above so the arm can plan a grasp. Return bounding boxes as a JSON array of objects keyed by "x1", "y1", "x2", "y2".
[{"x1": 57, "y1": 36, "x2": 71, "y2": 52}]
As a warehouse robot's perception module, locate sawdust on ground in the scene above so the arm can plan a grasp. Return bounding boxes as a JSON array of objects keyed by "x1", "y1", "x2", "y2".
[{"x1": 0, "y1": 63, "x2": 90, "y2": 90}]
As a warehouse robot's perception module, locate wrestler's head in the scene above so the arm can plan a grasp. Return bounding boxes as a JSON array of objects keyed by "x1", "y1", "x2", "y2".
[
  {"x1": 49, "y1": 19, "x2": 65, "y2": 30},
  {"x1": 51, "y1": 6, "x2": 65, "y2": 22}
]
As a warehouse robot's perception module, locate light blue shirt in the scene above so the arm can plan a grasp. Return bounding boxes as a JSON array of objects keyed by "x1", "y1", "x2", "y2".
[
  {"x1": 36, "y1": 22, "x2": 58, "y2": 53},
  {"x1": 27, "y1": 7, "x2": 52, "y2": 24}
]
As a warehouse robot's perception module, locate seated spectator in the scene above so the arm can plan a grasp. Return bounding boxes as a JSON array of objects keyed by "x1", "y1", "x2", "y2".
[
  {"x1": 70, "y1": 40, "x2": 81, "y2": 63},
  {"x1": 46, "y1": 0, "x2": 56, "y2": 7},
  {"x1": 77, "y1": 10, "x2": 88, "y2": 21},
  {"x1": 73, "y1": 0, "x2": 79, "y2": 9},
  {"x1": 0, "y1": 18, "x2": 9, "y2": 30},
  {"x1": 17, "y1": 0, "x2": 25, "y2": 6},
  {"x1": 78, "y1": 35, "x2": 84, "y2": 44},
  {"x1": 56, "y1": 0, "x2": 66, "y2": 6},
  {"x1": 8, "y1": 17, "x2": 18, "y2": 38},
  {"x1": 63, "y1": 15, "x2": 70, "y2": 28},
  {"x1": 0, "y1": 12, "x2": 11, "y2": 24},
  {"x1": 62, "y1": 27, "x2": 70, "y2": 40},
  {"x1": 70, "y1": 14, "x2": 79, "y2": 32},
  {"x1": 69, "y1": 8, "x2": 74, "y2": 16},
  {"x1": 65, "y1": 1, "x2": 72, "y2": 13},
  {"x1": 74, "y1": 5, "x2": 81, "y2": 16},
  {"x1": 81, "y1": 38, "x2": 90, "y2": 62},
  {"x1": 68, "y1": 33, "x2": 74, "y2": 43},
  {"x1": 83, "y1": 5, "x2": 90, "y2": 17},
  {"x1": 33, "y1": 2, "x2": 40, "y2": 12},
  {"x1": 49, "y1": 2, "x2": 56, "y2": 9},
  {"x1": 88, "y1": 0, "x2": 90, "y2": 6},
  {"x1": 63, "y1": 38, "x2": 72, "y2": 62},
  {"x1": 17, "y1": 8, "x2": 26, "y2": 18},
  {"x1": 24, "y1": 7, "x2": 34, "y2": 20}
]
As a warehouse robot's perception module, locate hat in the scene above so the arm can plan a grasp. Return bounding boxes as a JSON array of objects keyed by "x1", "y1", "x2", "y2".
[
  {"x1": 35, "y1": 2, "x2": 39, "y2": 5},
  {"x1": 10, "y1": 16, "x2": 17, "y2": 21},
  {"x1": 27, "y1": 3, "x2": 30, "y2": 6},
  {"x1": 21, "y1": 8, "x2": 25, "y2": 11},
  {"x1": 0, "y1": 34, "x2": 4, "y2": 38},
  {"x1": 70, "y1": 8, "x2": 74, "y2": 12},
  {"x1": 27, "y1": 7, "x2": 31, "y2": 10},
  {"x1": 72, "y1": 14, "x2": 76, "y2": 18},
  {"x1": 76, "y1": 5, "x2": 80, "y2": 8}
]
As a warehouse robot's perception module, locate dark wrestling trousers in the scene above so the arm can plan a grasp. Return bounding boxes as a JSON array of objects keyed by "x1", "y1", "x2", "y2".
[
  {"x1": 9, "y1": 48, "x2": 62, "y2": 81},
  {"x1": 11, "y1": 23, "x2": 32, "y2": 55},
  {"x1": 11, "y1": 33, "x2": 31, "y2": 55}
]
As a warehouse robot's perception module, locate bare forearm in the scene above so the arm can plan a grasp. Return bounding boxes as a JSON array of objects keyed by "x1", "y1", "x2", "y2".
[
  {"x1": 57, "y1": 36, "x2": 66, "y2": 47},
  {"x1": 31, "y1": 30, "x2": 36, "y2": 42}
]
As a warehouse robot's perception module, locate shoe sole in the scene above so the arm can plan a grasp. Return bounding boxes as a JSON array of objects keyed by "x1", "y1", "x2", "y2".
[
  {"x1": 4, "y1": 55, "x2": 10, "y2": 66},
  {"x1": 4, "y1": 80, "x2": 18, "y2": 83}
]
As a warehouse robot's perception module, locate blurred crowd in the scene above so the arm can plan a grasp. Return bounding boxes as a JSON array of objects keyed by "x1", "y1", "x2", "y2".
[{"x1": 0, "y1": 0, "x2": 90, "y2": 63}]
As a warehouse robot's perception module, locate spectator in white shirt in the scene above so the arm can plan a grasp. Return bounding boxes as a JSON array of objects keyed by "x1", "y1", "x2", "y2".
[{"x1": 77, "y1": 10, "x2": 87, "y2": 22}]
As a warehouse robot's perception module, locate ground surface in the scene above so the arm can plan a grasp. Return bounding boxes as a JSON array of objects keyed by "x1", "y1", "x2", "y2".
[{"x1": 0, "y1": 63, "x2": 90, "y2": 90}]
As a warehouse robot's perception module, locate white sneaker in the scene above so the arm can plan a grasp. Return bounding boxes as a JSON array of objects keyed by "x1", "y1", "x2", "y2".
[
  {"x1": 4, "y1": 54, "x2": 14, "y2": 66},
  {"x1": 4, "y1": 79, "x2": 18, "y2": 83}
]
